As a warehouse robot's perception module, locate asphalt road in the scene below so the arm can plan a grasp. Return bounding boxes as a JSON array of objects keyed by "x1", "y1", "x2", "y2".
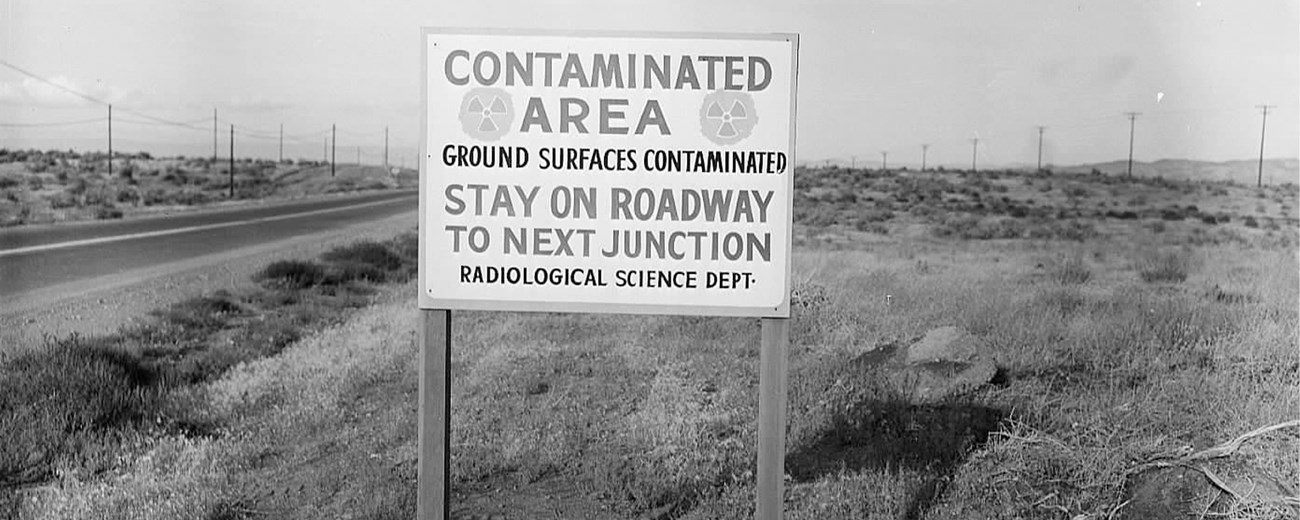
[{"x1": 0, "y1": 191, "x2": 418, "y2": 300}]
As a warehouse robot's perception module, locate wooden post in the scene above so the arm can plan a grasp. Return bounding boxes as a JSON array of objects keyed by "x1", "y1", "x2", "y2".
[
  {"x1": 418, "y1": 309, "x2": 452, "y2": 520},
  {"x1": 757, "y1": 317, "x2": 789, "y2": 520}
]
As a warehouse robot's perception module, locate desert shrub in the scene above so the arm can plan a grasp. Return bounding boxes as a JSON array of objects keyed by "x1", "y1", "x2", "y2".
[
  {"x1": 1051, "y1": 256, "x2": 1092, "y2": 285},
  {"x1": 327, "y1": 262, "x2": 388, "y2": 284},
  {"x1": 1243, "y1": 216, "x2": 1259, "y2": 228},
  {"x1": 321, "y1": 241, "x2": 408, "y2": 284},
  {"x1": 388, "y1": 231, "x2": 419, "y2": 263},
  {"x1": 854, "y1": 221, "x2": 889, "y2": 234},
  {"x1": 116, "y1": 189, "x2": 140, "y2": 205},
  {"x1": 49, "y1": 191, "x2": 78, "y2": 209},
  {"x1": 0, "y1": 176, "x2": 19, "y2": 189},
  {"x1": 931, "y1": 215, "x2": 980, "y2": 238},
  {"x1": 1030, "y1": 220, "x2": 1097, "y2": 242},
  {"x1": 1200, "y1": 214, "x2": 1218, "y2": 225},
  {"x1": 1148, "y1": 221, "x2": 1167, "y2": 233},
  {"x1": 142, "y1": 188, "x2": 171, "y2": 206},
  {"x1": 1063, "y1": 186, "x2": 1089, "y2": 198},
  {"x1": 856, "y1": 208, "x2": 894, "y2": 223},
  {"x1": 0, "y1": 334, "x2": 158, "y2": 488},
  {"x1": 990, "y1": 218, "x2": 1027, "y2": 239},
  {"x1": 95, "y1": 205, "x2": 124, "y2": 220},
  {"x1": 908, "y1": 203, "x2": 940, "y2": 218},
  {"x1": 256, "y1": 260, "x2": 327, "y2": 289},
  {"x1": 173, "y1": 191, "x2": 214, "y2": 206},
  {"x1": 1135, "y1": 250, "x2": 1191, "y2": 283},
  {"x1": 1160, "y1": 208, "x2": 1186, "y2": 221},
  {"x1": 799, "y1": 205, "x2": 840, "y2": 227}
]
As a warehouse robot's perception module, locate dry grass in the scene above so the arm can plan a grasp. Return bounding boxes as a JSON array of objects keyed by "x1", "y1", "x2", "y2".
[{"x1": 6, "y1": 168, "x2": 1298, "y2": 519}]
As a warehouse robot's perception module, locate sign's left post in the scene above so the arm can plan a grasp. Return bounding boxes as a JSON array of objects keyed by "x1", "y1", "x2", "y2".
[
  {"x1": 417, "y1": 26, "x2": 450, "y2": 519},
  {"x1": 417, "y1": 309, "x2": 451, "y2": 519}
]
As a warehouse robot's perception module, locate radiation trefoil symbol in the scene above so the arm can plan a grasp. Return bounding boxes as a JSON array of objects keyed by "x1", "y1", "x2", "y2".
[
  {"x1": 699, "y1": 91, "x2": 758, "y2": 146},
  {"x1": 458, "y1": 88, "x2": 513, "y2": 141}
]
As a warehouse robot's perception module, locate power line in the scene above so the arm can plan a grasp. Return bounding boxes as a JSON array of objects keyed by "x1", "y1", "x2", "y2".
[
  {"x1": 0, "y1": 59, "x2": 103, "y2": 105},
  {"x1": 1, "y1": 59, "x2": 209, "y2": 132},
  {"x1": 0, "y1": 117, "x2": 106, "y2": 128}
]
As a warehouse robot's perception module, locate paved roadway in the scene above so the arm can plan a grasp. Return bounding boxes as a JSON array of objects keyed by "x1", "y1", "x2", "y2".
[{"x1": 0, "y1": 191, "x2": 418, "y2": 301}]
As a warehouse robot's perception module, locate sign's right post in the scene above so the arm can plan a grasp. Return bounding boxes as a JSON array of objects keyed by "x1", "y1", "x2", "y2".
[{"x1": 757, "y1": 317, "x2": 790, "y2": 520}]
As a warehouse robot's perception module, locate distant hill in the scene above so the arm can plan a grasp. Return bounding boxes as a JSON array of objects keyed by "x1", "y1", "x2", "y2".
[{"x1": 1054, "y1": 158, "x2": 1299, "y2": 186}]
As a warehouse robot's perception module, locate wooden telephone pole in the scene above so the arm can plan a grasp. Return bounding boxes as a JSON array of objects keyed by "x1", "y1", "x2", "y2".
[
  {"x1": 107, "y1": 104, "x2": 113, "y2": 178},
  {"x1": 1125, "y1": 112, "x2": 1140, "y2": 177},
  {"x1": 1256, "y1": 105, "x2": 1275, "y2": 187},
  {"x1": 1036, "y1": 126, "x2": 1046, "y2": 172}
]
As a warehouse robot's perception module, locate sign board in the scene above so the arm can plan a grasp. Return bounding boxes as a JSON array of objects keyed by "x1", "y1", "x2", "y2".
[{"x1": 420, "y1": 29, "x2": 798, "y2": 317}]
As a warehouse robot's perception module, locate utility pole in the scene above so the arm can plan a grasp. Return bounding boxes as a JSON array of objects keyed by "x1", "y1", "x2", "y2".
[
  {"x1": 229, "y1": 124, "x2": 235, "y2": 198},
  {"x1": 850, "y1": 155, "x2": 856, "y2": 169},
  {"x1": 331, "y1": 124, "x2": 336, "y2": 177},
  {"x1": 1125, "y1": 112, "x2": 1140, "y2": 177},
  {"x1": 279, "y1": 123, "x2": 284, "y2": 163},
  {"x1": 1037, "y1": 126, "x2": 1046, "y2": 172},
  {"x1": 921, "y1": 144, "x2": 929, "y2": 172},
  {"x1": 880, "y1": 151, "x2": 887, "y2": 170},
  {"x1": 970, "y1": 138, "x2": 979, "y2": 173},
  {"x1": 212, "y1": 108, "x2": 218, "y2": 162},
  {"x1": 384, "y1": 126, "x2": 389, "y2": 169},
  {"x1": 1256, "y1": 105, "x2": 1275, "y2": 187},
  {"x1": 107, "y1": 104, "x2": 113, "y2": 178}
]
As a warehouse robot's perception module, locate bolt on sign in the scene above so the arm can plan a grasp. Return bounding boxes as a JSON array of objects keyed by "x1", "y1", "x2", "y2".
[{"x1": 421, "y1": 29, "x2": 799, "y2": 317}]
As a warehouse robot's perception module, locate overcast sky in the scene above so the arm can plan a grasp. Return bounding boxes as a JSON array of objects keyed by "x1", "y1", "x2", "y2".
[{"x1": 1, "y1": 0, "x2": 1296, "y2": 168}]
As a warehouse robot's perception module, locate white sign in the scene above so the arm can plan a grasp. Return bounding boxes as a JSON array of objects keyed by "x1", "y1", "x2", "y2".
[{"x1": 419, "y1": 29, "x2": 798, "y2": 317}]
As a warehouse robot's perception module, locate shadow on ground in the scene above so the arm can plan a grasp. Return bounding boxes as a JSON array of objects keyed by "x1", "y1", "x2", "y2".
[{"x1": 786, "y1": 399, "x2": 1006, "y2": 519}]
